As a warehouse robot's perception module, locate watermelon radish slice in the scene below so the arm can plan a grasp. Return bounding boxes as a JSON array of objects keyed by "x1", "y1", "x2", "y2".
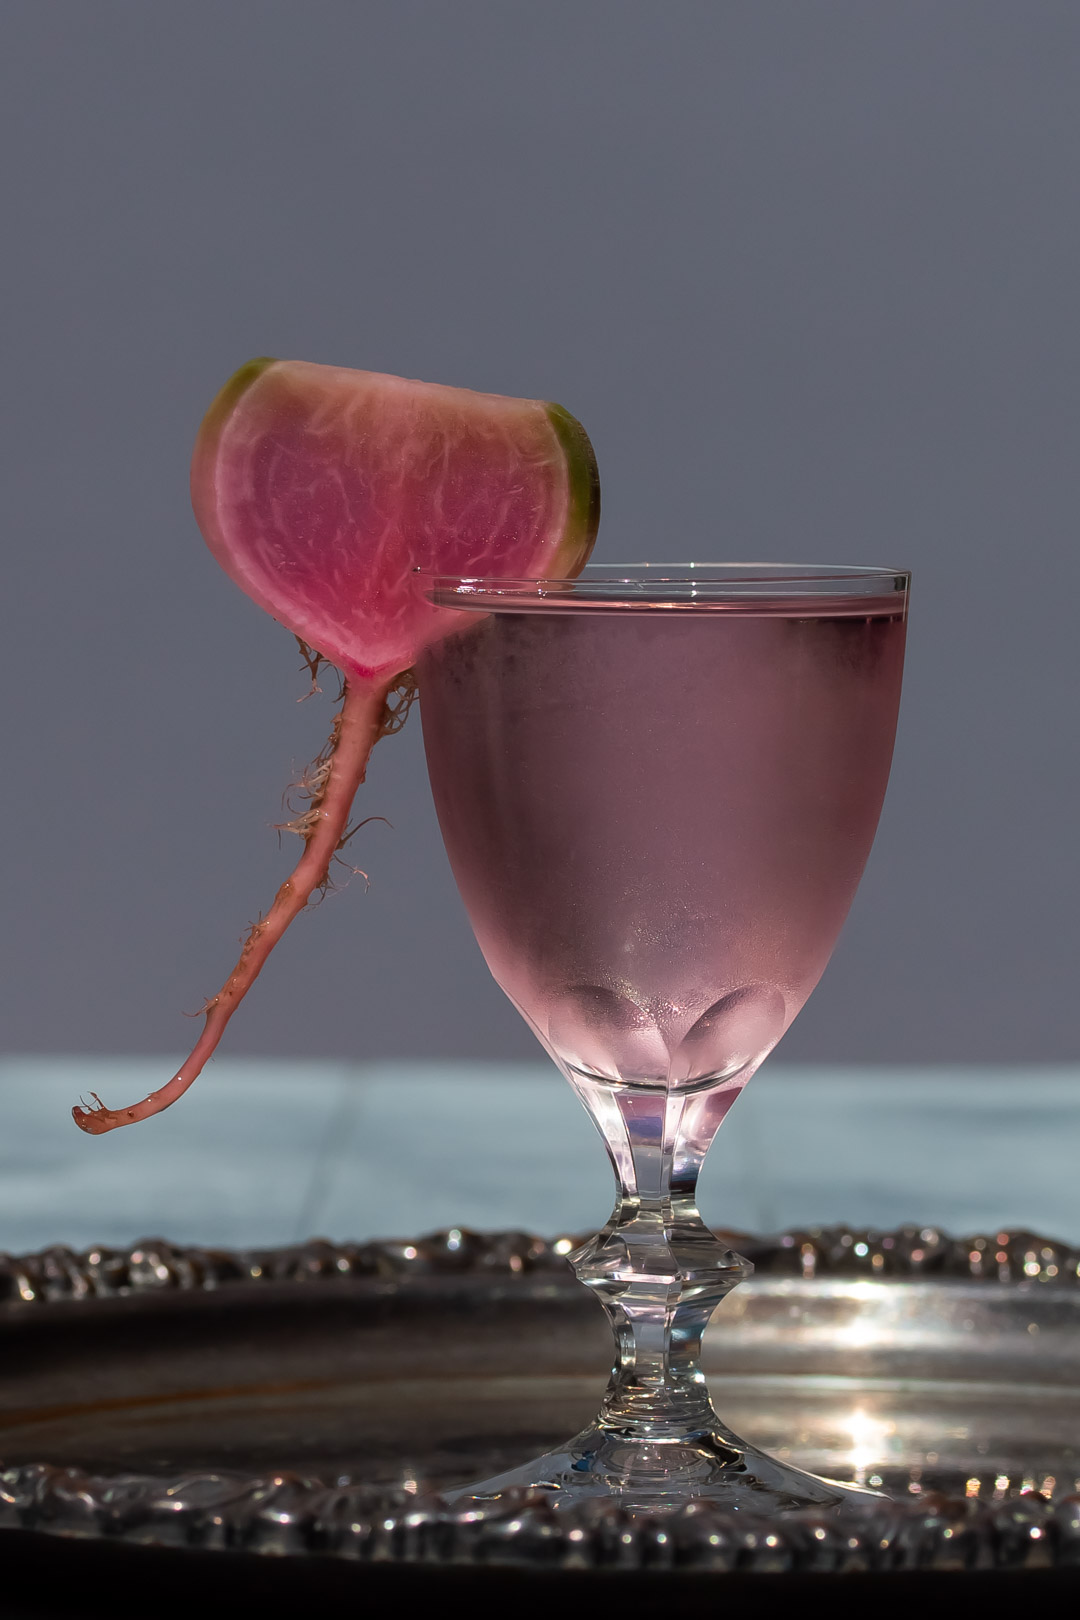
[{"x1": 73, "y1": 359, "x2": 599, "y2": 1135}]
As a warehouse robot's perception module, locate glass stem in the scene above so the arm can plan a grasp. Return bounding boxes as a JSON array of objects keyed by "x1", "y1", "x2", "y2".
[{"x1": 567, "y1": 1079, "x2": 750, "y2": 1442}]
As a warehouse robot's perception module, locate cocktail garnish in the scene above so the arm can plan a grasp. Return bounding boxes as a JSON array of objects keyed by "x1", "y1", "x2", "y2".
[{"x1": 73, "y1": 357, "x2": 598, "y2": 1133}]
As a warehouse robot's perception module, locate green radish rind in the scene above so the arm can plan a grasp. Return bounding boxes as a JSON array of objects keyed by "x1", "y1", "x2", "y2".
[
  {"x1": 545, "y1": 401, "x2": 602, "y2": 579},
  {"x1": 196, "y1": 354, "x2": 277, "y2": 446}
]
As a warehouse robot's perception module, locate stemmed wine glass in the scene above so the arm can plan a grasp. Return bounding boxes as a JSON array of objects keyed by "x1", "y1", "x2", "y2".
[{"x1": 416, "y1": 563, "x2": 908, "y2": 1513}]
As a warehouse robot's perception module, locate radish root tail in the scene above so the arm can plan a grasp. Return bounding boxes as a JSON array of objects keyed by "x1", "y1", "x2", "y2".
[{"x1": 73, "y1": 664, "x2": 417, "y2": 1136}]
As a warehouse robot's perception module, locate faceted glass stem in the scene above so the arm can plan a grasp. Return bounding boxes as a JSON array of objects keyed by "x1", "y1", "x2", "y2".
[
  {"x1": 566, "y1": 1077, "x2": 748, "y2": 1443},
  {"x1": 445, "y1": 1072, "x2": 875, "y2": 1514}
]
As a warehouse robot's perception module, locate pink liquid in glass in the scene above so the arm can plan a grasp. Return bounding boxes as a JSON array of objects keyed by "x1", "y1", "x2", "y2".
[{"x1": 418, "y1": 598, "x2": 905, "y2": 1095}]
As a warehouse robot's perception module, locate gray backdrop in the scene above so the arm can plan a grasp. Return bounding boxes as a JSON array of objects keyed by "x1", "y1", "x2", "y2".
[{"x1": 3, "y1": 1, "x2": 1077, "y2": 1066}]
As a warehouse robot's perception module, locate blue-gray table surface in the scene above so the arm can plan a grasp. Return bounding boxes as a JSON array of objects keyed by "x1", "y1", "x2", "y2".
[{"x1": 0, "y1": 1059, "x2": 1074, "y2": 1253}]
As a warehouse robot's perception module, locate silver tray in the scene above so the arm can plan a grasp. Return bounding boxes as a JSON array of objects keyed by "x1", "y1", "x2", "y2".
[{"x1": 0, "y1": 1224, "x2": 1079, "y2": 1585}]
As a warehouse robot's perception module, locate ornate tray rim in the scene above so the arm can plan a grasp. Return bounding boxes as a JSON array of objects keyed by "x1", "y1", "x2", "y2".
[
  {"x1": 2, "y1": 1220, "x2": 1076, "y2": 1305},
  {"x1": 0, "y1": 1224, "x2": 1077, "y2": 1579}
]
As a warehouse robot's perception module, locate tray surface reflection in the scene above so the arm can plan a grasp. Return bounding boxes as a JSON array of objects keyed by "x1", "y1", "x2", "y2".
[{"x1": 0, "y1": 1225, "x2": 1077, "y2": 1577}]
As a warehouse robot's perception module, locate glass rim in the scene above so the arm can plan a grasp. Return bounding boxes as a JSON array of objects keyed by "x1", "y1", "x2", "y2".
[{"x1": 417, "y1": 561, "x2": 910, "y2": 610}]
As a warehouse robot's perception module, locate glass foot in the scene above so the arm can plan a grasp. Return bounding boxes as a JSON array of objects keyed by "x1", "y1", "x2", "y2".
[{"x1": 444, "y1": 1419, "x2": 881, "y2": 1517}]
